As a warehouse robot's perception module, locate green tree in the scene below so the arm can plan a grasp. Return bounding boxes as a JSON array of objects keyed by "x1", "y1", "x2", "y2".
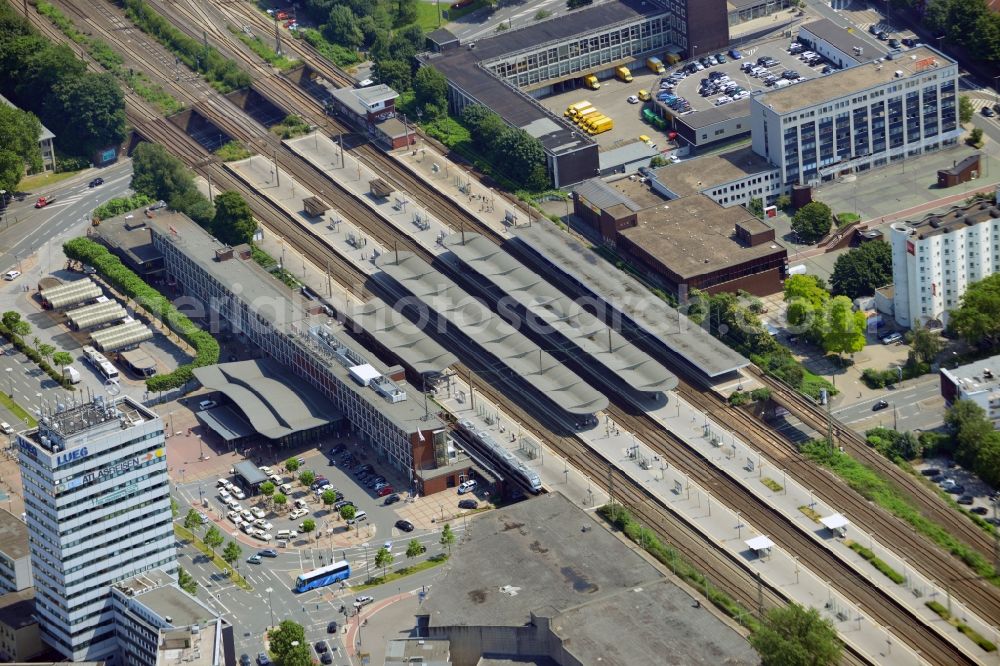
[
  {"x1": 0, "y1": 150, "x2": 21, "y2": 194},
  {"x1": 405, "y1": 538, "x2": 424, "y2": 559},
  {"x1": 959, "y1": 95, "x2": 974, "y2": 124},
  {"x1": 461, "y1": 104, "x2": 506, "y2": 141},
  {"x1": 969, "y1": 127, "x2": 984, "y2": 146},
  {"x1": 177, "y1": 566, "x2": 198, "y2": 595},
  {"x1": 909, "y1": 326, "x2": 943, "y2": 365},
  {"x1": 784, "y1": 275, "x2": 829, "y2": 342},
  {"x1": 260, "y1": 481, "x2": 275, "y2": 499},
  {"x1": 46, "y1": 73, "x2": 126, "y2": 156},
  {"x1": 949, "y1": 273, "x2": 1000, "y2": 349},
  {"x1": 975, "y1": 433, "x2": 1000, "y2": 487},
  {"x1": 51, "y1": 351, "x2": 72, "y2": 369},
  {"x1": 203, "y1": 525, "x2": 224, "y2": 553},
  {"x1": 323, "y1": 6, "x2": 363, "y2": 49},
  {"x1": 183, "y1": 508, "x2": 203, "y2": 531},
  {"x1": 300, "y1": 518, "x2": 316, "y2": 533},
  {"x1": 413, "y1": 66, "x2": 447, "y2": 119},
  {"x1": 374, "y1": 58, "x2": 412, "y2": 92},
  {"x1": 17, "y1": 42, "x2": 86, "y2": 102},
  {"x1": 273, "y1": 492, "x2": 287, "y2": 509},
  {"x1": 394, "y1": 0, "x2": 418, "y2": 26},
  {"x1": 749, "y1": 602, "x2": 841, "y2": 666},
  {"x1": 269, "y1": 620, "x2": 308, "y2": 666},
  {"x1": 439, "y1": 522, "x2": 455, "y2": 555},
  {"x1": 285, "y1": 457, "x2": 300, "y2": 472},
  {"x1": 222, "y1": 540, "x2": 242, "y2": 566},
  {"x1": 1, "y1": 311, "x2": 30, "y2": 337},
  {"x1": 0, "y1": 104, "x2": 42, "y2": 173},
  {"x1": 37, "y1": 343, "x2": 54, "y2": 363},
  {"x1": 212, "y1": 191, "x2": 256, "y2": 246},
  {"x1": 131, "y1": 142, "x2": 196, "y2": 202},
  {"x1": 339, "y1": 504, "x2": 356, "y2": 521},
  {"x1": 775, "y1": 194, "x2": 792, "y2": 211},
  {"x1": 944, "y1": 399, "x2": 993, "y2": 467},
  {"x1": 493, "y1": 127, "x2": 548, "y2": 191},
  {"x1": 321, "y1": 489, "x2": 336, "y2": 507},
  {"x1": 31, "y1": 336, "x2": 41, "y2": 352},
  {"x1": 822, "y1": 296, "x2": 866, "y2": 357},
  {"x1": 830, "y1": 241, "x2": 892, "y2": 299},
  {"x1": 374, "y1": 546, "x2": 393, "y2": 579},
  {"x1": 299, "y1": 469, "x2": 315, "y2": 487},
  {"x1": 791, "y1": 201, "x2": 832, "y2": 244},
  {"x1": 649, "y1": 155, "x2": 668, "y2": 168},
  {"x1": 748, "y1": 197, "x2": 764, "y2": 219},
  {"x1": 168, "y1": 187, "x2": 215, "y2": 228}
]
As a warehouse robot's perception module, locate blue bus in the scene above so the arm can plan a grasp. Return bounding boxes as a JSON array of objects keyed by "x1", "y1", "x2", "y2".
[{"x1": 295, "y1": 561, "x2": 351, "y2": 593}]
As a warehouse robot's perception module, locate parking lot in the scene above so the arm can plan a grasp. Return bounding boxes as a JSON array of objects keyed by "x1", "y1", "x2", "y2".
[
  {"x1": 536, "y1": 67, "x2": 672, "y2": 150},
  {"x1": 665, "y1": 39, "x2": 827, "y2": 115}
]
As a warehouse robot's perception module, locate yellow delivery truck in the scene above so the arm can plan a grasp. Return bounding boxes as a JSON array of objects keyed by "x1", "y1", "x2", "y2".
[
  {"x1": 646, "y1": 57, "x2": 665, "y2": 74},
  {"x1": 588, "y1": 117, "x2": 614, "y2": 135},
  {"x1": 583, "y1": 74, "x2": 600, "y2": 89},
  {"x1": 615, "y1": 66, "x2": 633, "y2": 82},
  {"x1": 565, "y1": 100, "x2": 591, "y2": 117}
]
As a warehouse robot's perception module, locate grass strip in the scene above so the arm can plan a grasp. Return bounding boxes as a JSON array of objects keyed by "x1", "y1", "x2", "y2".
[
  {"x1": 351, "y1": 554, "x2": 449, "y2": 591},
  {"x1": 174, "y1": 524, "x2": 252, "y2": 591},
  {"x1": 761, "y1": 477, "x2": 783, "y2": 492},
  {"x1": 798, "y1": 505, "x2": 822, "y2": 522},
  {"x1": 846, "y1": 540, "x2": 905, "y2": 584},
  {"x1": 924, "y1": 600, "x2": 997, "y2": 652},
  {"x1": 0, "y1": 392, "x2": 37, "y2": 428},
  {"x1": 230, "y1": 27, "x2": 299, "y2": 71}
]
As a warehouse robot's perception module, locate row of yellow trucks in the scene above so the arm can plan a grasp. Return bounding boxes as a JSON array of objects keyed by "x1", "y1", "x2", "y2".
[
  {"x1": 580, "y1": 52, "x2": 677, "y2": 89},
  {"x1": 563, "y1": 100, "x2": 613, "y2": 134}
]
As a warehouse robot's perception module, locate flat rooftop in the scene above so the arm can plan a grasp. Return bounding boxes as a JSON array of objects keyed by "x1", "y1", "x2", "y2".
[
  {"x1": 421, "y1": 493, "x2": 756, "y2": 665},
  {"x1": 674, "y1": 97, "x2": 751, "y2": 130},
  {"x1": 27, "y1": 396, "x2": 156, "y2": 449},
  {"x1": 0, "y1": 588, "x2": 36, "y2": 631},
  {"x1": 649, "y1": 145, "x2": 776, "y2": 198},
  {"x1": 943, "y1": 352, "x2": 1000, "y2": 395},
  {"x1": 147, "y1": 211, "x2": 311, "y2": 335},
  {"x1": 0, "y1": 508, "x2": 29, "y2": 560},
  {"x1": 896, "y1": 199, "x2": 1000, "y2": 240},
  {"x1": 442, "y1": 233, "x2": 677, "y2": 393},
  {"x1": 758, "y1": 46, "x2": 952, "y2": 114},
  {"x1": 95, "y1": 215, "x2": 164, "y2": 266},
  {"x1": 116, "y1": 570, "x2": 220, "y2": 627},
  {"x1": 620, "y1": 194, "x2": 785, "y2": 280},
  {"x1": 510, "y1": 220, "x2": 750, "y2": 377},
  {"x1": 375, "y1": 251, "x2": 608, "y2": 416},
  {"x1": 800, "y1": 18, "x2": 880, "y2": 63},
  {"x1": 419, "y1": 0, "x2": 663, "y2": 157}
]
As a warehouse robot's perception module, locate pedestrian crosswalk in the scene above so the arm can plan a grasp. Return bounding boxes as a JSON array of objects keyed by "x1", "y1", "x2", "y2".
[{"x1": 967, "y1": 97, "x2": 1000, "y2": 119}]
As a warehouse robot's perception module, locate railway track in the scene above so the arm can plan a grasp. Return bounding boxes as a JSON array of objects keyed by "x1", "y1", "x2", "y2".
[{"x1": 27, "y1": 2, "x2": 995, "y2": 659}]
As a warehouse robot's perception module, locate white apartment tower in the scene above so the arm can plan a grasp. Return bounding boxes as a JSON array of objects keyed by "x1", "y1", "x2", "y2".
[
  {"x1": 16, "y1": 396, "x2": 175, "y2": 663},
  {"x1": 890, "y1": 200, "x2": 1000, "y2": 328}
]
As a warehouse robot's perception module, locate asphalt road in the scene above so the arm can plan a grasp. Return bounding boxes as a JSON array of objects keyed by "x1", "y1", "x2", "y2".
[
  {"x1": 0, "y1": 161, "x2": 134, "y2": 276},
  {"x1": 445, "y1": 0, "x2": 576, "y2": 42}
]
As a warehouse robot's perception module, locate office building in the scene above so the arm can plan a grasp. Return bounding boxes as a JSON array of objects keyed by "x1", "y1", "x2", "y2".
[
  {"x1": 17, "y1": 396, "x2": 173, "y2": 663},
  {"x1": 941, "y1": 354, "x2": 1000, "y2": 426},
  {"x1": 0, "y1": 93, "x2": 55, "y2": 172},
  {"x1": 147, "y1": 211, "x2": 465, "y2": 496},
  {"x1": 111, "y1": 570, "x2": 235, "y2": 666},
  {"x1": 0, "y1": 509, "x2": 32, "y2": 593},
  {"x1": 0, "y1": 589, "x2": 43, "y2": 661},
  {"x1": 890, "y1": 200, "x2": 1000, "y2": 328},
  {"x1": 751, "y1": 46, "x2": 959, "y2": 188},
  {"x1": 421, "y1": 0, "x2": 728, "y2": 187}
]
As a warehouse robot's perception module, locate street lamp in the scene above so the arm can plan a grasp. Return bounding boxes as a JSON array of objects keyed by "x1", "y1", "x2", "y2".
[
  {"x1": 5, "y1": 368, "x2": 11, "y2": 398},
  {"x1": 362, "y1": 542, "x2": 371, "y2": 580},
  {"x1": 264, "y1": 587, "x2": 275, "y2": 629}
]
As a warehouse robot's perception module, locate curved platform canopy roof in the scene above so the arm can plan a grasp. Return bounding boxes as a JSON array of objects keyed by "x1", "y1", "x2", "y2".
[
  {"x1": 193, "y1": 359, "x2": 343, "y2": 440},
  {"x1": 351, "y1": 297, "x2": 458, "y2": 376},
  {"x1": 443, "y1": 233, "x2": 677, "y2": 394},
  {"x1": 375, "y1": 251, "x2": 608, "y2": 416},
  {"x1": 511, "y1": 221, "x2": 749, "y2": 378}
]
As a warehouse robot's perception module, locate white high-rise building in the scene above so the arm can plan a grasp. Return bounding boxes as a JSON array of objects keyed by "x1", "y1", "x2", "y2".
[
  {"x1": 16, "y1": 396, "x2": 174, "y2": 663},
  {"x1": 890, "y1": 200, "x2": 1000, "y2": 328}
]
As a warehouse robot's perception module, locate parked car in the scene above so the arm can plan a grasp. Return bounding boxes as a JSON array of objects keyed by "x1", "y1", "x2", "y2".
[
  {"x1": 872, "y1": 400, "x2": 889, "y2": 411},
  {"x1": 327, "y1": 621, "x2": 339, "y2": 634},
  {"x1": 458, "y1": 499, "x2": 478, "y2": 510},
  {"x1": 881, "y1": 332, "x2": 903, "y2": 344},
  {"x1": 729, "y1": 48, "x2": 742, "y2": 59},
  {"x1": 198, "y1": 399, "x2": 217, "y2": 410},
  {"x1": 982, "y1": 106, "x2": 996, "y2": 118},
  {"x1": 957, "y1": 495, "x2": 975, "y2": 505},
  {"x1": 320, "y1": 654, "x2": 332, "y2": 665},
  {"x1": 384, "y1": 493, "x2": 401, "y2": 505},
  {"x1": 458, "y1": 479, "x2": 478, "y2": 494},
  {"x1": 378, "y1": 486, "x2": 395, "y2": 497},
  {"x1": 247, "y1": 554, "x2": 262, "y2": 564},
  {"x1": 240, "y1": 655, "x2": 251, "y2": 666},
  {"x1": 971, "y1": 506, "x2": 989, "y2": 515},
  {"x1": 2, "y1": 270, "x2": 20, "y2": 281},
  {"x1": 395, "y1": 519, "x2": 414, "y2": 532},
  {"x1": 314, "y1": 641, "x2": 328, "y2": 654},
  {"x1": 257, "y1": 654, "x2": 271, "y2": 666},
  {"x1": 920, "y1": 468, "x2": 941, "y2": 477}
]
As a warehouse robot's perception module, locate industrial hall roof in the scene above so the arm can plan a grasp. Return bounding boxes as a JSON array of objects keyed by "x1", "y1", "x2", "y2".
[
  {"x1": 375, "y1": 251, "x2": 608, "y2": 416},
  {"x1": 350, "y1": 297, "x2": 458, "y2": 376},
  {"x1": 193, "y1": 359, "x2": 343, "y2": 440},
  {"x1": 511, "y1": 220, "x2": 749, "y2": 378},
  {"x1": 442, "y1": 233, "x2": 677, "y2": 394}
]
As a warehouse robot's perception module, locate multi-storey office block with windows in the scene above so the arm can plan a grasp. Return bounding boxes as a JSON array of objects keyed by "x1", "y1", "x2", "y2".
[
  {"x1": 751, "y1": 47, "x2": 959, "y2": 188},
  {"x1": 17, "y1": 396, "x2": 173, "y2": 664},
  {"x1": 890, "y1": 201, "x2": 1000, "y2": 328},
  {"x1": 0, "y1": 508, "x2": 32, "y2": 593}
]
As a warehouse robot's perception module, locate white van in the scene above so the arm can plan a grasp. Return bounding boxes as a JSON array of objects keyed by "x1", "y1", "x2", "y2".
[
  {"x1": 347, "y1": 511, "x2": 368, "y2": 525},
  {"x1": 774, "y1": 79, "x2": 791, "y2": 88},
  {"x1": 279, "y1": 483, "x2": 292, "y2": 494},
  {"x1": 277, "y1": 529, "x2": 298, "y2": 540},
  {"x1": 458, "y1": 480, "x2": 478, "y2": 494},
  {"x1": 0, "y1": 422, "x2": 14, "y2": 435}
]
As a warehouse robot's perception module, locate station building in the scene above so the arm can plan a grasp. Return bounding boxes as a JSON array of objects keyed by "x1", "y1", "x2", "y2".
[
  {"x1": 17, "y1": 396, "x2": 174, "y2": 663},
  {"x1": 420, "y1": 0, "x2": 729, "y2": 187},
  {"x1": 147, "y1": 211, "x2": 469, "y2": 497}
]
